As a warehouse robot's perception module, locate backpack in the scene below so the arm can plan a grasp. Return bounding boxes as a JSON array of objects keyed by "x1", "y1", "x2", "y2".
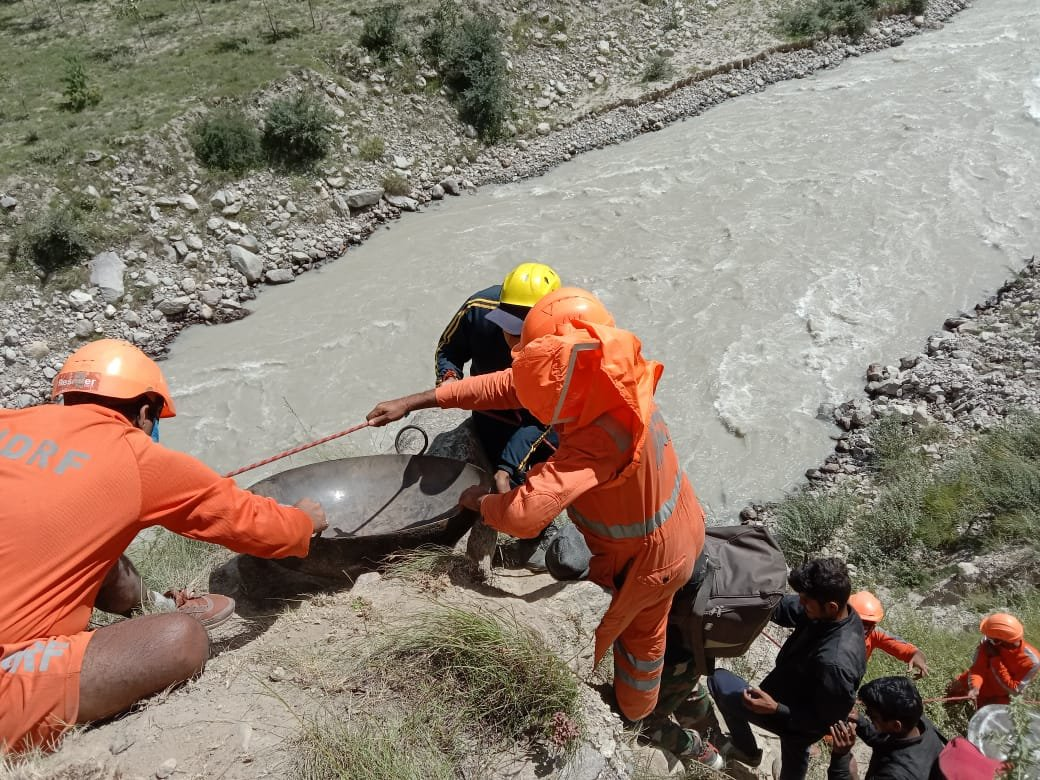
[{"x1": 670, "y1": 525, "x2": 788, "y2": 676}]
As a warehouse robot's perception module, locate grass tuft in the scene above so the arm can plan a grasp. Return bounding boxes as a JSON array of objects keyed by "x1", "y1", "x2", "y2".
[
  {"x1": 774, "y1": 489, "x2": 856, "y2": 563},
  {"x1": 379, "y1": 605, "x2": 582, "y2": 741}
]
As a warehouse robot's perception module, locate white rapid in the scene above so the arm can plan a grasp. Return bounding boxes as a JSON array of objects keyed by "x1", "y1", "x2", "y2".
[{"x1": 162, "y1": 0, "x2": 1040, "y2": 520}]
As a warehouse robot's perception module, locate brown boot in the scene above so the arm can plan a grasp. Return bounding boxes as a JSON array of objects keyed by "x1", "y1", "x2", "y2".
[{"x1": 165, "y1": 589, "x2": 236, "y2": 630}]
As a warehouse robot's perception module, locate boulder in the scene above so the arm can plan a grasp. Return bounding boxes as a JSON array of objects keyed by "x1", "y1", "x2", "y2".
[
  {"x1": 346, "y1": 189, "x2": 384, "y2": 210},
  {"x1": 68, "y1": 290, "x2": 94, "y2": 312},
  {"x1": 226, "y1": 245, "x2": 264, "y2": 284},
  {"x1": 264, "y1": 269, "x2": 295, "y2": 285},
  {"x1": 157, "y1": 297, "x2": 191, "y2": 316},
  {"x1": 89, "y1": 252, "x2": 126, "y2": 303}
]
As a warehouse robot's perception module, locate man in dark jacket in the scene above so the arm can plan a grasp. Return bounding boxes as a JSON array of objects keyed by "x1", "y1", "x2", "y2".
[
  {"x1": 707, "y1": 557, "x2": 866, "y2": 780},
  {"x1": 435, "y1": 262, "x2": 561, "y2": 568},
  {"x1": 828, "y1": 676, "x2": 946, "y2": 780}
]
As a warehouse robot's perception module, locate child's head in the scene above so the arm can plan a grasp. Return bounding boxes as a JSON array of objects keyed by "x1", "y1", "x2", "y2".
[
  {"x1": 859, "y1": 676, "x2": 923, "y2": 736},
  {"x1": 849, "y1": 590, "x2": 885, "y2": 635},
  {"x1": 980, "y1": 612, "x2": 1024, "y2": 650}
]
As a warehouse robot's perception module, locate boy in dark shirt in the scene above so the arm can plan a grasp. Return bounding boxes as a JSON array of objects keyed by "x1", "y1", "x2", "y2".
[
  {"x1": 829, "y1": 676, "x2": 946, "y2": 780},
  {"x1": 707, "y1": 558, "x2": 866, "y2": 780}
]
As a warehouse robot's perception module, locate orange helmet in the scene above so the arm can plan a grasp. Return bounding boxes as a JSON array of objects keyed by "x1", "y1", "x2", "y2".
[
  {"x1": 52, "y1": 339, "x2": 176, "y2": 418},
  {"x1": 980, "y1": 613, "x2": 1024, "y2": 643},
  {"x1": 849, "y1": 591, "x2": 885, "y2": 623},
  {"x1": 519, "y1": 287, "x2": 615, "y2": 348}
]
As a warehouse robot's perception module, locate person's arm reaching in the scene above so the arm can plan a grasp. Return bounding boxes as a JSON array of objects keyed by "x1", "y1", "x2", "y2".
[
  {"x1": 467, "y1": 423, "x2": 625, "y2": 539},
  {"x1": 874, "y1": 628, "x2": 929, "y2": 677},
  {"x1": 366, "y1": 371, "x2": 523, "y2": 428},
  {"x1": 771, "y1": 594, "x2": 804, "y2": 628},
  {"x1": 132, "y1": 436, "x2": 319, "y2": 558},
  {"x1": 435, "y1": 300, "x2": 475, "y2": 384}
]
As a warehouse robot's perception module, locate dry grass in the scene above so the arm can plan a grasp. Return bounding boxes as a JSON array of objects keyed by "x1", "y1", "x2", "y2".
[{"x1": 285, "y1": 603, "x2": 583, "y2": 777}]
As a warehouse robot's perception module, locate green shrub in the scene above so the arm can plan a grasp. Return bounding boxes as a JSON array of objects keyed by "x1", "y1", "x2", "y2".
[
  {"x1": 382, "y1": 606, "x2": 581, "y2": 740},
  {"x1": 381, "y1": 171, "x2": 412, "y2": 196},
  {"x1": 359, "y1": 4, "x2": 403, "y2": 62},
  {"x1": 12, "y1": 204, "x2": 94, "y2": 278},
  {"x1": 641, "y1": 53, "x2": 674, "y2": 83},
  {"x1": 60, "y1": 54, "x2": 101, "y2": 112},
  {"x1": 774, "y1": 489, "x2": 856, "y2": 563},
  {"x1": 422, "y1": 0, "x2": 461, "y2": 62},
  {"x1": 906, "y1": 0, "x2": 927, "y2": 14},
  {"x1": 357, "y1": 135, "x2": 385, "y2": 161},
  {"x1": 434, "y1": 8, "x2": 512, "y2": 142},
  {"x1": 779, "y1": 5, "x2": 825, "y2": 37},
  {"x1": 828, "y1": 0, "x2": 872, "y2": 38},
  {"x1": 261, "y1": 93, "x2": 334, "y2": 167},
  {"x1": 190, "y1": 109, "x2": 262, "y2": 173}
]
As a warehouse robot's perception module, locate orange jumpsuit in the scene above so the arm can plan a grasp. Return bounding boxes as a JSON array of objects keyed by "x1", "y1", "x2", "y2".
[
  {"x1": 864, "y1": 627, "x2": 920, "y2": 663},
  {"x1": 0, "y1": 403, "x2": 313, "y2": 752},
  {"x1": 955, "y1": 639, "x2": 1040, "y2": 707},
  {"x1": 437, "y1": 321, "x2": 705, "y2": 721}
]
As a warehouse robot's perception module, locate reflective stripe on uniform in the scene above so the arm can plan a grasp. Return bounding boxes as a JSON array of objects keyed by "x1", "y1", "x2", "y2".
[
  {"x1": 614, "y1": 638, "x2": 664, "y2": 672},
  {"x1": 614, "y1": 664, "x2": 663, "y2": 692},
  {"x1": 594, "y1": 414, "x2": 633, "y2": 454},
  {"x1": 571, "y1": 469, "x2": 684, "y2": 540}
]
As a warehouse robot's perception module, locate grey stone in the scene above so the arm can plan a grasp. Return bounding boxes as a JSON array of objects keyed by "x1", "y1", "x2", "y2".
[
  {"x1": 26, "y1": 341, "x2": 50, "y2": 360},
  {"x1": 177, "y1": 194, "x2": 199, "y2": 212},
  {"x1": 536, "y1": 122, "x2": 552, "y2": 135},
  {"x1": 439, "y1": 177, "x2": 461, "y2": 196},
  {"x1": 73, "y1": 320, "x2": 95, "y2": 339},
  {"x1": 89, "y1": 251, "x2": 126, "y2": 303},
  {"x1": 200, "y1": 288, "x2": 223, "y2": 307},
  {"x1": 265, "y1": 269, "x2": 295, "y2": 284},
  {"x1": 237, "y1": 234, "x2": 260, "y2": 252},
  {"x1": 226, "y1": 245, "x2": 264, "y2": 284},
  {"x1": 157, "y1": 297, "x2": 191, "y2": 316},
  {"x1": 385, "y1": 194, "x2": 418, "y2": 211},
  {"x1": 2, "y1": 330, "x2": 17, "y2": 347},
  {"x1": 180, "y1": 278, "x2": 197, "y2": 294},
  {"x1": 346, "y1": 189, "x2": 384, "y2": 210},
  {"x1": 139, "y1": 270, "x2": 160, "y2": 289},
  {"x1": 68, "y1": 290, "x2": 94, "y2": 312},
  {"x1": 429, "y1": 184, "x2": 445, "y2": 200},
  {"x1": 1, "y1": 195, "x2": 17, "y2": 210},
  {"x1": 206, "y1": 217, "x2": 225, "y2": 232}
]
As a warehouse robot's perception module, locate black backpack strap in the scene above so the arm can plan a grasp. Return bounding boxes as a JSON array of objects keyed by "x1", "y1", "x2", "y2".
[{"x1": 690, "y1": 555, "x2": 719, "y2": 677}]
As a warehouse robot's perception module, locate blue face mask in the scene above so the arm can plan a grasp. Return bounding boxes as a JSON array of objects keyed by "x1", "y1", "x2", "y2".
[{"x1": 151, "y1": 419, "x2": 160, "y2": 443}]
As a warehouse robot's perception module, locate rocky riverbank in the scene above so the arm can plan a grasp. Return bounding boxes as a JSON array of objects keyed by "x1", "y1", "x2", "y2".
[{"x1": 0, "y1": 0, "x2": 969, "y2": 410}]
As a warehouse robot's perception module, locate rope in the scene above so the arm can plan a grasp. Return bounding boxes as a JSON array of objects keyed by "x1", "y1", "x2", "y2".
[
  {"x1": 762, "y1": 631, "x2": 785, "y2": 650},
  {"x1": 223, "y1": 421, "x2": 371, "y2": 478}
]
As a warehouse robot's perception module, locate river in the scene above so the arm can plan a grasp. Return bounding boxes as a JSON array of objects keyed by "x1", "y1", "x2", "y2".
[{"x1": 161, "y1": 0, "x2": 1040, "y2": 520}]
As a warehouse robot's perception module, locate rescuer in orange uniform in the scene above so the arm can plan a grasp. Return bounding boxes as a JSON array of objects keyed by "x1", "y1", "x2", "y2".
[
  {"x1": 848, "y1": 591, "x2": 929, "y2": 677},
  {"x1": 949, "y1": 612, "x2": 1039, "y2": 708},
  {"x1": 0, "y1": 340, "x2": 327, "y2": 753},
  {"x1": 367, "y1": 288, "x2": 707, "y2": 725}
]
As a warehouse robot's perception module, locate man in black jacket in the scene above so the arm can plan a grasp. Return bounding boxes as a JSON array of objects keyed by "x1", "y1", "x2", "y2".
[
  {"x1": 707, "y1": 558, "x2": 866, "y2": 780},
  {"x1": 828, "y1": 676, "x2": 946, "y2": 780},
  {"x1": 435, "y1": 262, "x2": 561, "y2": 569}
]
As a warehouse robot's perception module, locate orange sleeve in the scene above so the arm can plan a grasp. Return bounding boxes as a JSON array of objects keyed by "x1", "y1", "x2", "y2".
[
  {"x1": 129, "y1": 434, "x2": 313, "y2": 559},
  {"x1": 435, "y1": 369, "x2": 522, "y2": 411},
  {"x1": 966, "y1": 644, "x2": 986, "y2": 691},
  {"x1": 480, "y1": 424, "x2": 625, "y2": 538},
  {"x1": 872, "y1": 628, "x2": 920, "y2": 663}
]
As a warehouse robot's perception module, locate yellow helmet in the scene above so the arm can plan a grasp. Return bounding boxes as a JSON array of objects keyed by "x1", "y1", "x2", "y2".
[
  {"x1": 500, "y1": 262, "x2": 562, "y2": 308},
  {"x1": 486, "y1": 262, "x2": 562, "y2": 336}
]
